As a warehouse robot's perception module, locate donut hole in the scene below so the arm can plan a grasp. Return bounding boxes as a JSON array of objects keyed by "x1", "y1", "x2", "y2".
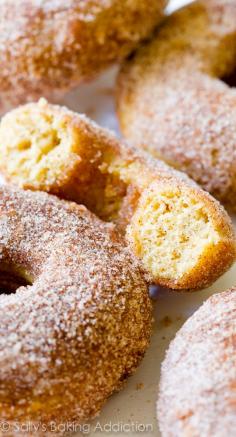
[
  {"x1": 221, "y1": 69, "x2": 236, "y2": 88},
  {"x1": 0, "y1": 267, "x2": 31, "y2": 295},
  {"x1": 127, "y1": 184, "x2": 220, "y2": 288}
]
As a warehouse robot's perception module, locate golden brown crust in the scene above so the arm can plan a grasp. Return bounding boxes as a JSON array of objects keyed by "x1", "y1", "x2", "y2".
[
  {"x1": 0, "y1": 186, "x2": 152, "y2": 434},
  {"x1": 0, "y1": 99, "x2": 235, "y2": 290},
  {"x1": 157, "y1": 288, "x2": 236, "y2": 436},
  {"x1": 117, "y1": 0, "x2": 236, "y2": 211},
  {"x1": 127, "y1": 180, "x2": 236, "y2": 290},
  {"x1": 0, "y1": 0, "x2": 166, "y2": 112}
]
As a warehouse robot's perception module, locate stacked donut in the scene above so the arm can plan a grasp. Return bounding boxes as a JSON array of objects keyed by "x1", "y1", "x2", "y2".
[
  {"x1": 0, "y1": 0, "x2": 167, "y2": 112},
  {"x1": 0, "y1": 0, "x2": 235, "y2": 436},
  {"x1": 158, "y1": 288, "x2": 236, "y2": 436},
  {"x1": 0, "y1": 186, "x2": 152, "y2": 431},
  {"x1": 0, "y1": 99, "x2": 235, "y2": 290},
  {"x1": 117, "y1": 0, "x2": 236, "y2": 210}
]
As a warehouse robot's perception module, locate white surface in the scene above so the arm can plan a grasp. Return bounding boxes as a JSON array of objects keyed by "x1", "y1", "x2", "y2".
[{"x1": 4, "y1": 0, "x2": 236, "y2": 436}]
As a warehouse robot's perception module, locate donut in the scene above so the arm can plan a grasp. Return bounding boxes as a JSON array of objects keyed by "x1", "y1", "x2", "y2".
[
  {"x1": 116, "y1": 0, "x2": 236, "y2": 210},
  {"x1": 0, "y1": 99, "x2": 235, "y2": 290},
  {"x1": 0, "y1": 0, "x2": 167, "y2": 112},
  {"x1": 0, "y1": 185, "x2": 152, "y2": 432},
  {"x1": 157, "y1": 288, "x2": 236, "y2": 436}
]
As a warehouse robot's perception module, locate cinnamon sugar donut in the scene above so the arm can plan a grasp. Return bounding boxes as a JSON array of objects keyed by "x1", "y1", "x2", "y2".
[
  {"x1": 0, "y1": 99, "x2": 235, "y2": 290},
  {"x1": 0, "y1": 0, "x2": 167, "y2": 112},
  {"x1": 0, "y1": 185, "x2": 152, "y2": 433},
  {"x1": 117, "y1": 0, "x2": 236, "y2": 210},
  {"x1": 157, "y1": 288, "x2": 236, "y2": 436}
]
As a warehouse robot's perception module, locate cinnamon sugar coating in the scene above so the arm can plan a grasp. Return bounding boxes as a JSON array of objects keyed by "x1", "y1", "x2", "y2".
[
  {"x1": 0, "y1": 99, "x2": 235, "y2": 290},
  {"x1": 0, "y1": 186, "x2": 152, "y2": 433},
  {"x1": 117, "y1": 0, "x2": 236, "y2": 210},
  {"x1": 157, "y1": 288, "x2": 236, "y2": 436},
  {"x1": 0, "y1": 0, "x2": 166, "y2": 112}
]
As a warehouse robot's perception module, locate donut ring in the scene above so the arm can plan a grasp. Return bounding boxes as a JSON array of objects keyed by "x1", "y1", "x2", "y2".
[
  {"x1": 157, "y1": 288, "x2": 236, "y2": 436},
  {"x1": 0, "y1": 0, "x2": 166, "y2": 112},
  {"x1": 0, "y1": 186, "x2": 152, "y2": 430},
  {"x1": 117, "y1": 0, "x2": 236, "y2": 210},
  {"x1": 0, "y1": 99, "x2": 235, "y2": 290}
]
